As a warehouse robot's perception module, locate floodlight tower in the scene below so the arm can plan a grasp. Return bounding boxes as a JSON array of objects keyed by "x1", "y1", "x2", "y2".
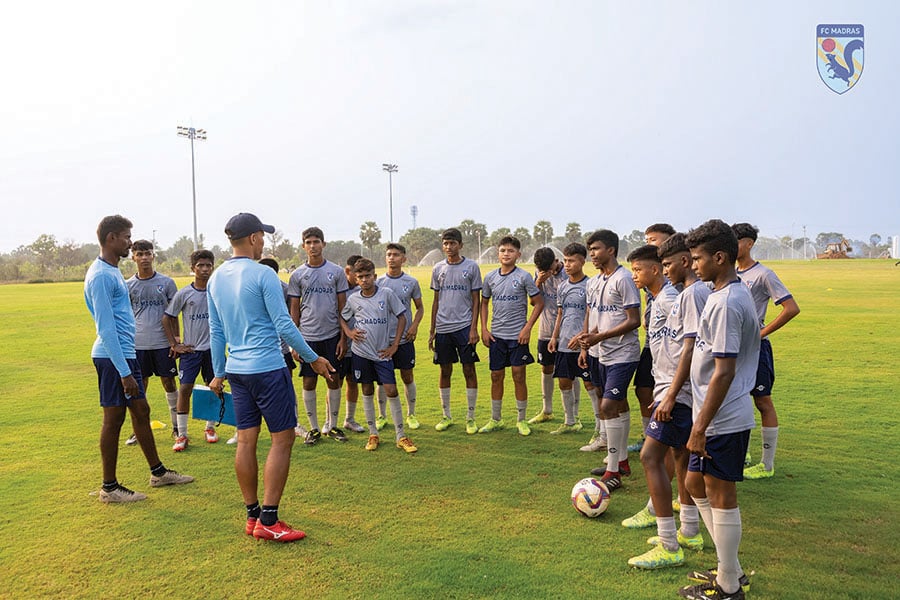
[
  {"x1": 410, "y1": 205, "x2": 418, "y2": 230},
  {"x1": 382, "y1": 163, "x2": 398, "y2": 242},
  {"x1": 177, "y1": 125, "x2": 207, "y2": 251}
]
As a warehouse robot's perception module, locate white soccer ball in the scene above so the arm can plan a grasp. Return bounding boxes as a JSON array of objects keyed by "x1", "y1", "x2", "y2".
[{"x1": 571, "y1": 477, "x2": 610, "y2": 517}]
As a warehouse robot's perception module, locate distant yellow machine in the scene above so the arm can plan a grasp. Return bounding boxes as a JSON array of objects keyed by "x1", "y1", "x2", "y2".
[{"x1": 817, "y1": 238, "x2": 853, "y2": 259}]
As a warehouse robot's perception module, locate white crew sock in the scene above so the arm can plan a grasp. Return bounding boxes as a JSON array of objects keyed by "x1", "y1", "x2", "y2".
[
  {"x1": 604, "y1": 418, "x2": 622, "y2": 473},
  {"x1": 588, "y1": 388, "x2": 602, "y2": 431},
  {"x1": 646, "y1": 497, "x2": 656, "y2": 516},
  {"x1": 346, "y1": 399, "x2": 358, "y2": 422},
  {"x1": 657, "y1": 516, "x2": 678, "y2": 551},
  {"x1": 712, "y1": 507, "x2": 744, "y2": 594},
  {"x1": 440, "y1": 388, "x2": 451, "y2": 419},
  {"x1": 303, "y1": 389, "x2": 319, "y2": 431},
  {"x1": 620, "y1": 411, "x2": 631, "y2": 463},
  {"x1": 679, "y1": 501, "x2": 700, "y2": 537},
  {"x1": 176, "y1": 413, "x2": 189, "y2": 438},
  {"x1": 466, "y1": 388, "x2": 478, "y2": 420},
  {"x1": 561, "y1": 389, "x2": 575, "y2": 425},
  {"x1": 389, "y1": 396, "x2": 405, "y2": 440},
  {"x1": 362, "y1": 395, "x2": 377, "y2": 435},
  {"x1": 377, "y1": 385, "x2": 388, "y2": 418},
  {"x1": 205, "y1": 420, "x2": 216, "y2": 430},
  {"x1": 325, "y1": 388, "x2": 341, "y2": 431},
  {"x1": 692, "y1": 496, "x2": 715, "y2": 544},
  {"x1": 541, "y1": 372, "x2": 554, "y2": 413},
  {"x1": 404, "y1": 382, "x2": 417, "y2": 415},
  {"x1": 516, "y1": 399, "x2": 527, "y2": 422},
  {"x1": 166, "y1": 391, "x2": 178, "y2": 430},
  {"x1": 572, "y1": 384, "x2": 581, "y2": 420},
  {"x1": 491, "y1": 399, "x2": 502, "y2": 421},
  {"x1": 761, "y1": 426, "x2": 779, "y2": 470}
]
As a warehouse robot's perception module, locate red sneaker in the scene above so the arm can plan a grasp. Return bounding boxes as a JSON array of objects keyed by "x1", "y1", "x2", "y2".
[
  {"x1": 252, "y1": 520, "x2": 306, "y2": 542},
  {"x1": 600, "y1": 471, "x2": 622, "y2": 492},
  {"x1": 245, "y1": 517, "x2": 258, "y2": 536},
  {"x1": 619, "y1": 459, "x2": 632, "y2": 477}
]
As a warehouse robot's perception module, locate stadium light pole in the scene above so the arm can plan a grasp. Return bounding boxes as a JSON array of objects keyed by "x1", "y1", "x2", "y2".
[
  {"x1": 177, "y1": 126, "x2": 207, "y2": 251},
  {"x1": 382, "y1": 163, "x2": 398, "y2": 242}
]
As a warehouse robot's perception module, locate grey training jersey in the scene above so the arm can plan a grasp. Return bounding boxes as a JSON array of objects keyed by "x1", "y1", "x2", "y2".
[
  {"x1": 653, "y1": 280, "x2": 712, "y2": 405},
  {"x1": 127, "y1": 272, "x2": 177, "y2": 350},
  {"x1": 736, "y1": 261, "x2": 793, "y2": 336},
  {"x1": 341, "y1": 285, "x2": 405, "y2": 362},
  {"x1": 537, "y1": 268, "x2": 567, "y2": 340},
  {"x1": 379, "y1": 272, "x2": 421, "y2": 345},
  {"x1": 556, "y1": 275, "x2": 589, "y2": 354},
  {"x1": 690, "y1": 281, "x2": 759, "y2": 436},
  {"x1": 586, "y1": 265, "x2": 641, "y2": 364},
  {"x1": 482, "y1": 266, "x2": 541, "y2": 340},
  {"x1": 165, "y1": 283, "x2": 211, "y2": 351},
  {"x1": 430, "y1": 257, "x2": 482, "y2": 334},
  {"x1": 345, "y1": 285, "x2": 360, "y2": 353},
  {"x1": 287, "y1": 261, "x2": 349, "y2": 342}
]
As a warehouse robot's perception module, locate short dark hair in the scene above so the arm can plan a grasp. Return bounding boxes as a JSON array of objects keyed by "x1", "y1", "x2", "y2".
[
  {"x1": 498, "y1": 235, "x2": 521, "y2": 250},
  {"x1": 259, "y1": 257, "x2": 279, "y2": 272},
  {"x1": 686, "y1": 219, "x2": 739, "y2": 262},
  {"x1": 585, "y1": 229, "x2": 619, "y2": 256},
  {"x1": 302, "y1": 227, "x2": 325, "y2": 242},
  {"x1": 533, "y1": 247, "x2": 556, "y2": 270},
  {"x1": 353, "y1": 257, "x2": 375, "y2": 273},
  {"x1": 731, "y1": 222, "x2": 759, "y2": 242},
  {"x1": 96, "y1": 215, "x2": 133, "y2": 246},
  {"x1": 442, "y1": 228, "x2": 462, "y2": 243},
  {"x1": 386, "y1": 242, "x2": 407, "y2": 254},
  {"x1": 191, "y1": 249, "x2": 215, "y2": 267},
  {"x1": 346, "y1": 254, "x2": 363, "y2": 267},
  {"x1": 626, "y1": 244, "x2": 662, "y2": 263},
  {"x1": 562, "y1": 242, "x2": 587, "y2": 258},
  {"x1": 131, "y1": 239, "x2": 154, "y2": 253},
  {"x1": 657, "y1": 233, "x2": 689, "y2": 260},
  {"x1": 645, "y1": 223, "x2": 676, "y2": 236}
]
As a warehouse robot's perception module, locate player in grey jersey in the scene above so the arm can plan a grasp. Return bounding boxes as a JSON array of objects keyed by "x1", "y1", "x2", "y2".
[{"x1": 529, "y1": 247, "x2": 568, "y2": 426}]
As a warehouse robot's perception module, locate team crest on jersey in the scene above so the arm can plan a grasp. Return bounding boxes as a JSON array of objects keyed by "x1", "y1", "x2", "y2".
[
  {"x1": 402, "y1": 284, "x2": 409, "y2": 293},
  {"x1": 327, "y1": 272, "x2": 334, "y2": 281},
  {"x1": 156, "y1": 285, "x2": 164, "y2": 293},
  {"x1": 378, "y1": 300, "x2": 385, "y2": 310},
  {"x1": 513, "y1": 279, "x2": 520, "y2": 288},
  {"x1": 817, "y1": 24, "x2": 864, "y2": 94}
]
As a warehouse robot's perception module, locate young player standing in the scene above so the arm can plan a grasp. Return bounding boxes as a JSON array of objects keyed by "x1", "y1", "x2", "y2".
[
  {"x1": 547, "y1": 243, "x2": 594, "y2": 435},
  {"x1": 428, "y1": 228, "x2": 482, "y2": 433},
  {"x1": 529, "y1": 247, "x2": 568, "y2": 426},
  {"x1": 208, "y1": 213, "x2": 334, "y2": 542},
  {"x1": 287, "y1": 227, "x2": 350, "y2": 445},
  {"x1": 732, "y1": 223, "x2": 800, "y2": 480},
  {"x1": 340, "y1": 259, "x2": 417, "y2": 453},
  {"x1": 341, "y1": 255, "x2": 366, "y2": 433},
  {"x1": 125, "y1": 240, "x2": 178, "y2": 444},
  {"x1": 162, "y1": 249, "x2": 219, "y2": 451},
  {"x1": 377, "y1": 243, "x2": 425, "y2": 430},
  {"x1": 678, "y1": 219, "x2": 759, "y2": 600},
  {"x1": 578, "y1": 230, "x2": 641, "y2": 492},
  {"x1": 479, "y1": 236, "x2": 544, "y2": 435},
  {"x1": 85, "y1": 215, "x2": 193, "y2": 503}
]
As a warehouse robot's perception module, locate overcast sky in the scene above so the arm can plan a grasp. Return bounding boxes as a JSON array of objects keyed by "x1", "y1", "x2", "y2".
[{"x1": 2, "y1": 1, "x2": 896, "y2": 252}]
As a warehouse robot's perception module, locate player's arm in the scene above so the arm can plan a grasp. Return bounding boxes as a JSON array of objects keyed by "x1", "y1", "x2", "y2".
[
  {"x1": 265, "y1": 273, "x2": 334, "y2": 381},
  {"x1": 340, "y1": 302, "x2": 365, "y2": 343},
  {"x1": 657, "y1": 337, "x2": 695, "y2": 422},
  {"x1": 335, "y1": 290, "x2": 348, "y2": 360},
  {"x1": 91, "y1": 276, "x2": 139, "y2": 396},
  {"x1": 592, "y1": 305, "x2": 640, "y2": 344},
  {"x1": 760, "y1": 297, "x2": 799, "y2": 339},
  {"x1": 469, "y1": 289, "x2": 481, "y2": 345},
  {"x1": 162, "y1": 313, "x2": 191, "y2": 356},
  {"x1": 380, "y1": 311, "x2": 406, "y2": 359},
  {"x1": 480, "y1": 296, "x2": 493, "y2": 347},
  {"x1": 428, "y1": 290, "x2": 439, "y2": 351},
  {"x1": 548, "y1": 306, "x2": 564, "y2": 353},
  {"x1": 289, "y1": 296, "x2": 301, "y2": 327},
  {"x1": 405, "y1": 296, "x2": 425, "y2": 342},
  {"x1": 686, "y1": 355, "x2": 736, "y2": 458},
  {"x1": 519, "y1": 292, "x2": 544, "y2": 345}
]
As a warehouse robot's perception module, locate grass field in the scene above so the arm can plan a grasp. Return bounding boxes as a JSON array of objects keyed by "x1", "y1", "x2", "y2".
[{"x1": 1, "y1": 259, "x2": 898, "y2": 599}]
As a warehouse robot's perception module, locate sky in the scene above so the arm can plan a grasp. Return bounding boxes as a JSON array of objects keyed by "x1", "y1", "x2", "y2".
[{"x1": 2, "y1": 1, "x2": 897, "y2": 253}]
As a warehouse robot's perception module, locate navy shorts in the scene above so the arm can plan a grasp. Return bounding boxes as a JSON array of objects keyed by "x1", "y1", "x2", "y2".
[
  {"x1": 752, "y1": 338, "x2": 774, "y2": 397},
  {"x1": 488, "y1": 337, "x2": 535, "y2": 371},
  {"x1": 646, "y1": 401, "x2": 693, "y2": 448},
  {"x1": 93, "y1": 357, "x2": 145, "y2": 407},
  {"x1": 283, "y1": 351, "x2": 296, "y2": 371},
  {"x1": 536, "y1": 340, "x2": 556, "y2": 367},
  {"x1": 352, "y1": 354, "x2": 396, "y2": 385},
  {"x1": 553, "y1": 352, "x2": 591, "y2": 381},
  {"x1": 589, "y1": 357, "x2": 637, "y2": 401},
  {"x1": 178, "y1": 349, "x2": 214, "y2": 386},
  {"x1": 228, "y1": 367, "x2": 297, "y2": 433},
  {"x1": 136, "y1": 348, "x2": 177, "y2": 379},
  {"x1": 392, "y1": 342, "x2": 416, "y2": 371},
  {"x1": 433, "y1": 327, "x2": 480, "y2": 365},
  {"x1": 687, "y1": 430, "x2": 752, "y2": 482},
  {"x1": 340, "y1": 353, "x2": 356, "y2": 382},
  {"x1": 634, "y1": 346, "x2": 655, "y2": 389},
  {"x1": 300, "y1": 335, "x2": 340, "y2": 378}
]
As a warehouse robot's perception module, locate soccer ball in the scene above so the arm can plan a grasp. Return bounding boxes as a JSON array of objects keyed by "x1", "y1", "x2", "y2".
[{"x1": 571, "y1": 477, "x2": 610, "y2": 517}]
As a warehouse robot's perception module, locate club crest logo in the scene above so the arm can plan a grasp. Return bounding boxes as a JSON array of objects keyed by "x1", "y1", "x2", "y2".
[
  {"x1": 378, "y1": 300, "x2": 385, "y2": 310},
  {"x1": 816, "y1": 24, "x2": 864, "y2": 94},
  {"x1": 156, "y1": 285, "x2": 164, "y2": 293}
]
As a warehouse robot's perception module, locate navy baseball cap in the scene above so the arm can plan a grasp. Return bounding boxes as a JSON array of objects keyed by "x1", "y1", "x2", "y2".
[{"x1": 225, "y1": 213, "x2": 275, "y2": 240}]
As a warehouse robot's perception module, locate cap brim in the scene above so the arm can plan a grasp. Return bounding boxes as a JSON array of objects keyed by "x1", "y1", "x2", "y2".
[{"x1": 262, "y1": 224, "x2": 275, "y2": 234}]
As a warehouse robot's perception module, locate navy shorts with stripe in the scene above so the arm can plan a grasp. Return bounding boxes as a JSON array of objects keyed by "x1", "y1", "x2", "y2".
[
  {"x1": 178, "y1": 349, "x2": 214, "y2": 385},
  {"x1": 392, "y1": 342, "x2": 416, "y2": 371},
  {"x1": 228, "y1": 367, "x2": 297, "y2": 433},
  {"x1": 687, "y1": 430, "x2": 752, "y2": 482},
  {"x1": 300, "y1": 335, "x2": 340, "y2": 378},
  {"x1": 488, "y1": 337, "x2": 535, "y2": 371},
  {"x1": 136, "y1": 348, "x2": 177, "y2": 379},
  {"x1": 352, "y1": 354, "x2": 396, "y2": 385},
  {"x1": 536, "y1": 339, "x2": 556, "y2": 367},
  {"x1": 553, "y1": 352, "x2": 591, "y2": 381},
  {"x1": 433, "y1": 326, "x2": 480, "y2": 365},
  {"x1": 94, "y1": 357, "x2": 146, "y2": 407},
  {"x1": 751, "y1": 338, "x2": 775, "y2": 397},
  {"x1": 634, "y1": 345, "x2": 655, "y2": 388},
  {"x1": 646, "y1": 401, "x2": 693, "y2": 448},
  {"x1": 589, "y1": 356, "x2": 637, "y2": 401}
]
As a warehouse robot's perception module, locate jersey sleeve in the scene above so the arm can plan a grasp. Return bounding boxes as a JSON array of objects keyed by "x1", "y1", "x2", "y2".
[
  {"x1": 481, "y1": 271, "x2": 493, "y2": 298},
  {"x1": 620, "y1": 275, "x2": 641, "y2": 309},
  {"x1": 208, "y1": 286, "x2": 227, "y2": 378},
  {"x1": 681, "y1": 286, "x2": 708, "y2": 339},
  {"x1": 89, "y1": 273, "x2": 132, "y2": 377},
  {"x1": 430, "y1": 265, "x2": 440, "y2": 292},
  {"x1": 470, "y1": 261, "x2": 483, "y2": 290},
  {"x1": 764, "y1": 269, "x2": 793, "y2": 305},
  {"x1": 334, "y1": 266, "x2": 350, "y2": 294},
  {"x1": 524, "y1": 272, "x2": 540, "y2": 297},
  {"x1": 710, "y1": 297, "x2": 743, "y2": 358},
  {"x1": 340, "y1": 297, "x2": 355, "y2": 323},
  {"x1": 386, "y1": 289, "x2": 405, "y2": 317},
  {"x1": 164, "y1": 277, "x2": 177, "y2": 302},
  {"x1": 165, "y1": 287, "x2": 186, "y2": 318},
  {"x1": 286, "y1": 270, "x2": 302, "y2": 298},
  {"x1": 411, "y1": 278, "x2": 422, "y2": 300}
]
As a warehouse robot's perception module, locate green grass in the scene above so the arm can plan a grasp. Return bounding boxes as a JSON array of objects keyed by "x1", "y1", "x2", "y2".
[{"x1": 1, "y1": 260, "x2": 898, "y2": 599}]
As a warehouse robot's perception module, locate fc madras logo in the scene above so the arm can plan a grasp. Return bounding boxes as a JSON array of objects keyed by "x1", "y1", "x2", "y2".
[{"x1": 817, "y1": 24, "x2": 864, "y2": 94}]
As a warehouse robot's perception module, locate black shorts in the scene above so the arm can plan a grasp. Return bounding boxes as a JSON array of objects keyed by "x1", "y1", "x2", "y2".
[
  {"x1": 488, "y1": 338, "x2": 534, "y2": 371},
  {"x1": 687, "y1": 430, "x2": 752, "y2": 482},
  {"x1": 300, "y1": 335, "x2": 340, "y2": 378},
  {"x1": 536, "y1": 339, "x2": 556, "y2": 367},
  {"x1": 433, "y1": 326, "x2": 480, "y2": 365},
  {"x1": 751, "y1": 338, "x2": 774, "y2": 397},
  {"x1": 392, "y1": 342, "x2": 416, "y2": 371},
  {"x1": 589, "y1": 357, "x2": 637, "y2": 401},
  {"x1": 136, "y1": 348, "x2": 177, "y2": 379},
  {"x1": 178, "y1": 349, "x2": 214, "y2": 385},
  {"x1": 634, "y1": 346, "x2": 655, "y2": 389},
  {"x1": 646, "y1": 401, "x2": 692, "y2": 448},
  {"x1": 553, "y1": 352, "x2": 591, "y2": 381},
  {"x1": 283, "y1": 351, "x2": 296, "y2": 371},
  {"x1": 352, "y1": 355, "x2": 396, "y2": 385},
  {"x1": 93, "y1": 357, "x2": 145, "y2": 407}
]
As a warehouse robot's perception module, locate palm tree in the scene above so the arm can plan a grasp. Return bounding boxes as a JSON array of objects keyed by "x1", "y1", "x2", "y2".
[
  {"x1": 533, "y1": 220, "x2": 553, "y2": 246},
  {"x1": 359, "y1": 221, "x2": 382, "y2": 257}
]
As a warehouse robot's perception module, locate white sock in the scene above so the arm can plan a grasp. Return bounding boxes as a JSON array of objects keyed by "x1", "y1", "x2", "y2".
[
  {"x1": 641, "y1": 416, "x2": 650, "y2": 436},
  {"x1": 572, "y1": 385, "x2": 581, "y2": 419},
  {"x1": 388, "y1": 396, "x2": 405, "y2": 440},
  {"x1": 440, "y1": 388, "x2": 451, "y2": 418},
  {"x1": 466, "y1": 388, "x2": 478, "y2": 420},
  {"x1": 604, "y1": 418, "x2": 622, "y2": 473},
  {"x1": 588, "y1": 388, "x2": 601, "y2": 431},
  {"x1": 345, "y1": 399, "x2": 358, "y2": 422},
  {"x1": 679, "y1": 501, "x2": 700, "y2": 537},
  {"x1": 541, "y1": 372, "x2": 554, "y2": 413},
  {"x1": 712, "y1": 507, "x2": 743, "y2": 594},
  {"x1": 176, "y1": 413, "x2": 189, "y2": 438},
  {"x1": 516, "y1": 399, "x2": 527, "y2": 422},
  {"x1": 491, "y1": 399, "x2": 502, "y2": 421},
  {"x1": 166, "y1": 391, "x2": 178, "y2": 429},
  {"x1": 657, "y1": 516, "x2": 678, "y2": 551},
  {"x1": 598, "y1": 417, "x2": 608, "y2": 443},
  {"x1": 205, "y1": 420, "x2": 216, "y2": 430},
  {"x1": 561, "y1": 389, "x2": 575, "y2": 425},
  {"x1": 362, "y1": 395, "x2": 377, "y2": 435},
  {"x1": 303, "y1": 390, "x2": 319, "y2": 431},
  {"x1": 646, "y1": 497, "x2": 656, "y2": 516},
  {"x1": 619, "y1": 411, "x2": 631, "y2": 463},
  {"x1": 761, "y1": 426, "x2": 778, "y2": 470},
  {"x1": 377, "y1": 385, "x2": 387, "y2": 418},
  {"x1": 404, "y1": 382, "x2": 417, "y2": 415},
  {"x1": 692, "y1": 496, "x2": 715, "y2": 544},
  {"x1": 326, "y1": 388, "x2": 341, "y2": 431}
]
